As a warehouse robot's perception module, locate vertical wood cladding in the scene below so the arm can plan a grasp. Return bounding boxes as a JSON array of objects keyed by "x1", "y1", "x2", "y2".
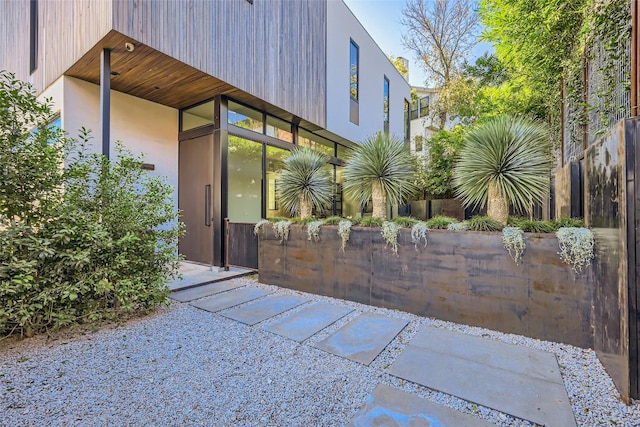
[
  {"x1": 112, "y1": 0, "x2": 327, "y2": 128},
  {"x1": 0, "y1": 0, "x2": 112, "y2": 92}
]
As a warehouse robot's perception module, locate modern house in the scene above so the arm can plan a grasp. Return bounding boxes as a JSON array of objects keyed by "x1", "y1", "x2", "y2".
[
  {"x1": 0, "y1": 0, "x2": 411, "y2": 268},
  {"x1": 408, "y1": 86, "x2": 436, "y2": 160}
]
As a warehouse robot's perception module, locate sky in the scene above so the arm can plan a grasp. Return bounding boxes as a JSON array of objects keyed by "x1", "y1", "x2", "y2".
[{"x1": 342, "y1": 0, "x2": 493, "y2": 87}]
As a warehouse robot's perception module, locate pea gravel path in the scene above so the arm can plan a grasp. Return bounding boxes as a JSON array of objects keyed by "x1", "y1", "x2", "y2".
[{"x1": 1, "y1": 277, "x2": 639, "y2": 427}]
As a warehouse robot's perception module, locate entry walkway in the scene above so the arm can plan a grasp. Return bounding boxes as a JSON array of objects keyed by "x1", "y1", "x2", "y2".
[
  {"x1": 172, "y1": 280, "x2": 577, "y2": 427},
  {"x1": 167, "y1": 262, "x2": 254, "y2": 292}
]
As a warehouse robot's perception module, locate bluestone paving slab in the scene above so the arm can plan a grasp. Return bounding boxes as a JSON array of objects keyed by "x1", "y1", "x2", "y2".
[
  {"x1": 169, "y1": 281, "x2": 244, "y2": 302},
  {"x1": 190, "y1": 288, "x2": 271, "y2": 313},
  {"x1": 220, "y1": 294, "x2": 309, "y2": 325},
  {"x1": 265, "y1": 302, "x2": 354, "y2": 342},
  {"x1": 409, "y1": 326, "x2": 562, "y2": 384},
  {"x1": 314, "y1": 313, "x2": 408, "y2": 365},
  {"x1": 168, "y1": 266, "x2": 253, "y2": 291},
  {"x1": 349, "y1": 384, "x2": 498, "y2": 427},
  {"x1": 388, "y1": 345, "x2": 576, "y2": 427}
]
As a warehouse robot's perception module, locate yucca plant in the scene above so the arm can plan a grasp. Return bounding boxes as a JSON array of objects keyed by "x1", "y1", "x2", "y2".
[
  {"x1": 343, "y1": 132, "x2": 417, "y2": 220},
  {"x1": 454, "y1": 115, "x2": 552, "y2": 225},
  {"x1": 277, "y1": 147, "x2": 333, "y2": 219}
]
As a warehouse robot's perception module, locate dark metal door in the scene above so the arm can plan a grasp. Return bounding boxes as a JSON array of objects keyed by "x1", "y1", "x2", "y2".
[{"x1": 179, "y1": 135, "x2": 214, "y2": 264}]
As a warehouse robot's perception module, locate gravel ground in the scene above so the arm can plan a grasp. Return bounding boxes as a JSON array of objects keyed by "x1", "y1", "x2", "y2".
[{"x1": 1, "y1": 277, "x2": 639, "y2": 427}]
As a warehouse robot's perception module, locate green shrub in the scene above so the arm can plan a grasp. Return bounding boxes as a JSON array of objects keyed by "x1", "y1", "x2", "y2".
[
  {"x1": 426, "y1": 216, "x2": 458, "y2": 229},
  {"x1": 356, "y1": 216, "x2": 384, "y2": 227},
  {"x1": 508, "y1": 217, "x2": 555, "y2": 233},
  {"x1": 296, "y1": 217, "x2": 317, "y2": 226},
  {"x1": 393, "y1": 216, "x2": 419, "y2": 228},
  {"x1": 552, "y1": 217, "x2": 585, "y2": 229},
  {"x1": 322, "y1": 216, "x2": 343, "y2": 225},
  {"x1": 466, "y1": 215, "x2": 504, "y2": 232},
  {"x1": 0, "y1": 72, "x2": 181, "y2": 338},
  {"x1": 268, "y1": 216, "x2": 290, "y2": 223}
]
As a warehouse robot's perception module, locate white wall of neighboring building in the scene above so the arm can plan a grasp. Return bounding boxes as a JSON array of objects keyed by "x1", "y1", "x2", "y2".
[
  {"x1": 410, "y1": 86, "x2": 438, "y2": 159},
  {"x1": 326, "y1": 0, "x2": 411, "y2": 144},
  {"x1": 39, "y1": 76, "x2": 180, "y2": 214}
]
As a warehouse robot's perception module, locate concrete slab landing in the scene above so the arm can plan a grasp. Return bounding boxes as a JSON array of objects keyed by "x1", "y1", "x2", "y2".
[
  {"x1": 349, "y1": 384, "x2": 498, "y2": 427},
  {"x1": 388, "y1": 326, "x2": 576, "y2": 427},
  {"x1": 190, "y1": 288, "x2": 271, "y2": 313},
  {"x1": 265, "y1": 302, "x2": 354, "y2": 342},
  {"x1": 169, "y1": 281, "x2": 244, "y2": 303},
  {"x1": 168, "y1": 262, "x2": 253, "y2": 291},
  {"x1": 314, "y1": 313, "x2": 408, "y2": 365},
  {"x1": 220, "y1": 294, "x2": 309, "y2": 326}
]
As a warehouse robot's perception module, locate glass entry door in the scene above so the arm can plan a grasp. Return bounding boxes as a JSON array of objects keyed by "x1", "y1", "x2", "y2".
[{"x1": 178, "y1": 134, "x2": 214, "y2": 265}]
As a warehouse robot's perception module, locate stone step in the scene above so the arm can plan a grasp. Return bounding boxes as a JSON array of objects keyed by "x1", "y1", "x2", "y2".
[
  {"x1": 265, "y1": 302, "x2": 354, "y2": 342},
  {"x1": 169, "y1": 281, "x2": 244, "y2": 303},
  {"x1": 190, "y1": 288, "x2": 272, "y2": 313},
  {"x1": 220, "y1": 294, "x2": 309, "y2": 326}
]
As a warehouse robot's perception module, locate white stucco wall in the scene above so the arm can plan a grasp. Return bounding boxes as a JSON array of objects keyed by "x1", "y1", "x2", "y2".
[
  {"x1": 46, "y1": 76, "x2": 179, "y2": 213},
  {"x1": 326, "y1": 1, "x2": 411, "y2": 144}
]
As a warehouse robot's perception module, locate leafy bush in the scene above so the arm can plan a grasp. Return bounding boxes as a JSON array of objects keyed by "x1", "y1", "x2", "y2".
[
  {"x1": 296, "y1": 217, "x2": 317, "y2": 226},
  {"x1": 0, "y1": 72, "x2": 181, "y2": 338},
  {"x1": 393, "y1": 216, "x2": 419, "y2": 228},
  {"x1": 447, "y1": 221, "x2": 470, "y2": 231},
  {"x1": 426, "y1": 216, "x2": 459, "y2": 229},
  {"x1": 467, "y1": 215, "x2": 504, "y2": 231},
  {"x1": 414, "y1": 126, "x2": 465, "y2": 199},
  {"x1": 268, "y1": 216, "x2": 290, "y2": 223}
]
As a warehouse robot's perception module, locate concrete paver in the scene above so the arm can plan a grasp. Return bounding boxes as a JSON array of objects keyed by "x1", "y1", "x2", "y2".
[
  {"x1": 388, "y1": 327, "x2": 577, "y2": 427},
  {"x1": 314, "y1": 313, "x2": 408, "y2": 365},
  {"x1": 169, "y1": 281, "x2": 244, "y2": 303},
  {"x1": 190, "y1": 288, "x2": 271, "y2": 313},
  {"x1": 220, "y1": 294, "x2": 309, "y2": 325},
  {"x1": 265, "y1": 302, "x2": 354, "y2": 342},
  {"x1": 349, "y1": 384, "x2": 498, "y2": 427},
  {"x1": 168, "y1": 264, "x2": 253, "y2": 291}
]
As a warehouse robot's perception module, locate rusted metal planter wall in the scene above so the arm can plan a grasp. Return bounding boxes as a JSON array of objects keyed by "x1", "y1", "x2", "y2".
[{"x1": 259, "y1": 226, "x2": 594, "y2": 348}]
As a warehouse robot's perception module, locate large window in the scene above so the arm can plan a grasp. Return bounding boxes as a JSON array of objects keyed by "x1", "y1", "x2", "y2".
[
  {"x1": 228, "y1": 101, "x2": 263, "y2": 133},
  {"x1": 350, "y1": 40, "x2": 359, "y2": 101},
  {"x1": 266, "y1": 145, "x2": 290, "y2": 218},
  {"x1": 298, "y1": 129, "x2": 335, "y2": 156},
  {"x1": 266, "y1": 115, "x2": 293, "y2": 143},
  {"x1": 383, "y1": 76, "x2": 390, "y2": 133},
  {"x1": 228, "y1": 136, "x2": 263, "y2": 222}
]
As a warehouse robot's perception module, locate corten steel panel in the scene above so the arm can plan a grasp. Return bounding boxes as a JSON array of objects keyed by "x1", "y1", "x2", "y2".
[
  {"x1": 555, "y1": 162, "x2": 573, "y2": 218},
  {"x1": 259, "y1": 225, "x2": 594, "y2": 348},
  {"x1": 409, "y1": 200, "x2": 427, "y2": 220},
  {"x1": 228, "y1": 223, "x2": 258, "y2": 269},
  {"x1": 178, "y1": 135, "x2": 215, "y2": 265},
  {"x1": 585, "y1": 120, "x2": 631, "y2": 400}
]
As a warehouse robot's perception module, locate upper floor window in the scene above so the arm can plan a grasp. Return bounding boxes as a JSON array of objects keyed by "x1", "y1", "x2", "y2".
[
  {"x1": 383, "y1": 76, "x2": 390, "y2": 133},
  {"x1": 30, "y1": 0, "x2": 38, "y2": 73},
  {"x1": 404, "y1": 99, "x2": 410, "y2": 144},
  {"x1": 266, "y1": 115, "x2": 293, "y2": 143},
  {"x1": 349, "y1": 40, "x2": 359, "y2": 101},
  {"x1": 419, "y1": 96, "x2": 429, "y2": 117}
]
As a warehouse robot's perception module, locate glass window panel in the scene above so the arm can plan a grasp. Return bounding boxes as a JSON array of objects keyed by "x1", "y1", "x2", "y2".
[
  {"x1": 337, "y1": 144, "x2": 351, "y2": 161},
  {"x1": 266, "y1": 116, "x2": 293, "y2": 143},
  {"x1": 228, "y1": 101, "x2": 263, "y2": 133},
  {"x1": 181, "y1": 100, "x2": 215, "y2": 131},
  {"x1": 298, "y1": 129, "x2": 335, "y2": 156},
  {"x1": 350, "y1": 40, "x2": 359, "y2": 101},
  {"x1": 266, "y1": 145, "x2": 290, "y2": 218},
  {"x1": 228, "y1": 136, "x2": 263, "y2": 222},
  {"x1": 410, "y1": 99, "x2": 419, "y2": 120},
  {"x1": 404, "y1": 99, "x2": 410, "y2": 144},
  {"x1": 419, "y1": 96, "x2": 429, "y2": 117},
  {"x1": 336, "y1": 166, "x2": 360, "y2": 218},
  {"x1": 383, "y1": 77, "x2": 390, "y2": 132}
]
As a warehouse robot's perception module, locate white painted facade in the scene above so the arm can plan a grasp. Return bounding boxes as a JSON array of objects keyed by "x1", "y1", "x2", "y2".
[
  {"x1": 38, "y1": 77, "x2": 179, "y2": 213},
  {"x1": 326, "y1": 0, "x2": 411, "y2": 145}
]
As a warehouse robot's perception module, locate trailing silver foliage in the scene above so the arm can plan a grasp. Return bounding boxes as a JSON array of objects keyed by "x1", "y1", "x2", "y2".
[
  {"x1": 337, "y1": 219, "x2": 352, "y2": 253},
  {"x1": 502, "y1": 226, "x2": 526, "y2": 265},
  {"x1": 273, "y1": 220, "x2": 292, "y2": 243},
  {"x1": 381, "y1": 221, "x2": 400, "y2": 255},
  {"x1": 556, "y1": 227, "x2": 595, "y2": 273},
  {"x1": 254, "y1": 219, "x2": 270, "y2": 236},
  {"x1": 411, "y1": 222, "x2": 428, "y2": 249},
  {"x1": 306, "y1": 220, "x2": 323, "y2": 242},
  {"x1": 447, "y1": 222, "x2": 469, "y2": 231}
]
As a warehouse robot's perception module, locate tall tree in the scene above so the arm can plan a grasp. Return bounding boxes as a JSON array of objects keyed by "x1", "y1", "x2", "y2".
[{"x1": 401, "y1": 0, "x2": 480, "y2": 129}]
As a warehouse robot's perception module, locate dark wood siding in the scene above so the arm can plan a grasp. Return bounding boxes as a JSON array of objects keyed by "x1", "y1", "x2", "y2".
[
  {"x1": 112, "y1": 0, "x2": 327, "y2": 128},
  {"x1": 0, "y1": 0, "x2": 112, "y2": 92},
  {"x1": 228, "y1": 223, "x2": 258, "y2": 269}
]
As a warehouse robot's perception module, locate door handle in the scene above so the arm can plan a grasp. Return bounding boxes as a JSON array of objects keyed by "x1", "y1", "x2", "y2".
[{"x1": 205, "y1": 184, "x2": 211, "y2": 227}]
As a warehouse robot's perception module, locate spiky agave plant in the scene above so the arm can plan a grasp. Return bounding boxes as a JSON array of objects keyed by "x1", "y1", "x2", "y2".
[
  {"x1": 277, "y1": 146, "x2": 333, "y2": 219},
  {"x1": 343, "y1": 132, "x2": 417, "y2": 220},
  {"x1": 454, "y1": 115, "x2": 552, "y2": 225}
]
